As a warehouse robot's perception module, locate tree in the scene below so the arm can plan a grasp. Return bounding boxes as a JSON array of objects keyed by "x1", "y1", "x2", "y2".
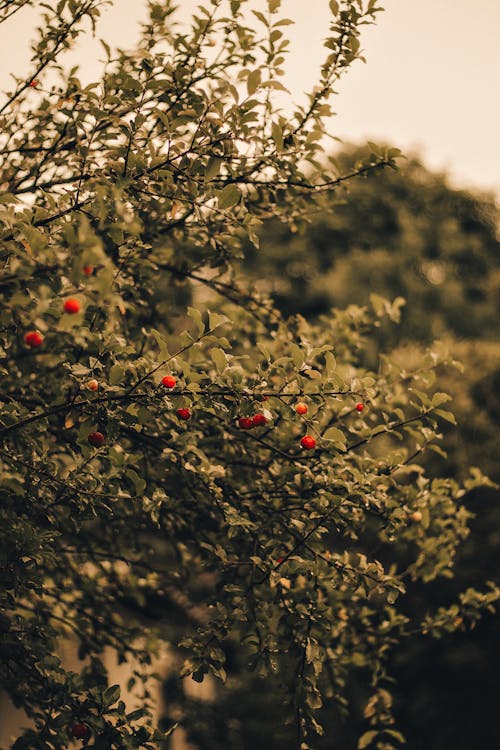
[
  {"x1": 242, "y1": 145, "x2": 500, "y2": 342},
  {"x1": 0, "y1": 2, "x2": 497, "y2": 750}
]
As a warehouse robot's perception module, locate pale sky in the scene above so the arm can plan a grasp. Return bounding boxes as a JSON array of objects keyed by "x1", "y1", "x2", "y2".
[{"x1": 2, "y1": 0, "x2": 499, "y2": 196}]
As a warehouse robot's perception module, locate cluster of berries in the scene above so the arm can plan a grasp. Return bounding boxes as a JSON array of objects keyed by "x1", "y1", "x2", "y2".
[
  {"x1": 25, "y1": 316, "x2": 366, "y2": 452},
  {"x1": 161, "y1": 375, "x2": 191, "y2": 420},
  {"x1": 24, "y1": 291, "x2": 90, "y2": 350},
  {"x1": 237, "y1": 413, "x2": 267, "y2": 429}
]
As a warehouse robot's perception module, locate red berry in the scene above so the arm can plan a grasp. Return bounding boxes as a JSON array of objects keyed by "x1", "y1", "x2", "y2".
[
  {"x1": 276, "y1": 557, "x2": 284, "y2": 564},
  {"x1": 238, "y1": 417, "x2": 253, "y2": 430},
  {"x1": 83, "y1": 265, "x2": 94, "y2": 276},
  {"x1": 300, "y1": 435, "x2": 316, "y2": 450},
  {"x1": 63, "y1": 297, "x2": 81, "y2": 314},
  {"x1": 28, "y1": 79, "x2": 39, "y2": 88},
  {"x1": 71, "y1": 723, "x2": 89, "y2": 740},
  {"x1": 355, "y1": 402, "x2": 364, "y2": 412},
  {"x1": 176, "y1": 408, "x2": 191, "y2": 420},
  {"x1": 24, "y1": 330, "x2": 44, "y2": 348},
  {"x1": 295, "y1": 402, "x2": 308, "y2": 415},
  {"x1": 252, "y1": 413, "x2": 267, "y2": 427},
  {"x1": 87, "y1": 431, "x2": 105, "y2": 447},
  {"x1": 161, "y1": 375, "x2": 176, "y2": 388},
  {"x1": 86, "y1": 379, "x2": 99, "y2": 392}
]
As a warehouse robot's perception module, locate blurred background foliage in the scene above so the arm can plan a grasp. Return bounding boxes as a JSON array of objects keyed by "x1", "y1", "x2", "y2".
[
  {"x1": 165, "y1": 145, "x2": 500, "y2": 750},
  {"x1": 243, "y1": 145, "x2": 500, "y2": 343}
]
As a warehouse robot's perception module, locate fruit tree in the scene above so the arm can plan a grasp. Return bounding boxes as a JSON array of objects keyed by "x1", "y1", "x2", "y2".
[{"x1": 0, "y1": 2, "x2": 497, "y2": 749}]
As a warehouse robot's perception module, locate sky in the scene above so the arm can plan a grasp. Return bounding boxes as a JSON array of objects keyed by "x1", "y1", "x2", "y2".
[{"x1": 2, "y1": 0, "x2": 499, "y2": 197}]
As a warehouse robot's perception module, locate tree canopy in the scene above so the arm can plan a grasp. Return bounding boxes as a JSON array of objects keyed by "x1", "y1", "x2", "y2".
[{"x1": 0, "y1": 2, "x2": 497, "y2": 750}]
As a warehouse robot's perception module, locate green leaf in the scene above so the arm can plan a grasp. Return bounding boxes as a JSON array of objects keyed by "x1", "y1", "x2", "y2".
[
  {"x1": 431, "y1": 392, "x2": 452, "y2": 408},
  {"x1": 358, "y1": 730, "x2": 378, "y2": 749},
  {"x1": 325, "y1": 350, "x2": 336, "y2": 374},
  {"x1": 127, "y1": 708, "x2": 148, "y2": 721},
  {"x1": 109, "y1": 364, "x2": 125, "y2": 386},
  {"x1": 126, "y1": 468, "x2": 147, "y2": 495},
  {"x1": 289, "y1": 343, "x2": 304, "y2": 368},
  {"x1": 251, "y1": 10, "x2": 268, "y2": 25},
  {"x1": 188, "y1": 307, "x2": 205, "y2": 335},
  {"x1": 102, "y1": 684, "x2": 121, "y2": 708},
  {"x1": 0, "y1": 193, "x2": 19, "y2": 204},
  {"x1": 205, "y1": 157, "x2": 223, "y2": 181},
  {"x1": 153, "y1": 724, "x2": 179, "y2": 741},
  {"x1": 208, "y1": 311, "x2": 230, "y2": 330},
  {"x1": 271, "y1": 121, "x2": 283, "y2": 150},
  {"x1": 384, "y1": 728, "x2": 406, "y2": 743},
  {"x1": 435, "y1": 409, "x2": 457, "y2": 424},
  {"x1": 151, "y1": 329, "x2": 170, "y2": 360},
  {"x1": 218, "y1": 184, "x2": 242, "y2": 210},
  {"x1": 322, "y1": 426, "x2": 346, "y2": 449},
  {"x1": 210, "y1": 347, "x2": 227, "y2": 373},
  {"x1": 247, "y1": 68, "x2": 262, "y2": 95}
]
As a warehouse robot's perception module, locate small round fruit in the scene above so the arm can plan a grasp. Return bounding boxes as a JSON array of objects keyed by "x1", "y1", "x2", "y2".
[
  {"x1": 276, "y1": 557, "x2": 284, "y2": 565},
  {"x1": 410, "y1": 510, "x2": 423, "y2": 523},
  {"x1": 63, "y1": 297, "x2": 81, "y2": 314},
  {"x1": 238, "y1": 417, "x2": 254, "y2": 430},
  {"x1": 177, "y1": 408, "x2": 191, "y2": 420},
  {"x1": 28, "y1": 79, "x2": 39, "y2": 88},
  {"x1": 252, "y1": 413, "x2": 267, "y2": 427},
  {"x1": 24, "y1": 330, "x2": 44, "y2": 348},
  {"x1": 86, "y1": 379, "x2": 99, "y2": 392},
  {"x1": 355, "y1": 402, "x2": 364, "y2": 413},
  {"x1": 300, "y1": 435, "x2": 316, "y2": 450},
  {"x1": 295, "y1": 402, "x2": 308, "y2": 415},
  {"x1": 161, "y1": 375, "x2": 176, "y2": 388},
  {"x1": 82, "y1": 265, "x2": 94, "y2": 276},
  {"x1": 87, "y1": 431, "x2": 105, "y2": 447},
  {"x1": 71, "y1": 723, "x2": 89, "y2": 740}
]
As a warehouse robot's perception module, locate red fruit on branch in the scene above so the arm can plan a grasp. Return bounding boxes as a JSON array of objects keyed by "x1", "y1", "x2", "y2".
[
  {"x1": 28, "y1": 79, "x2": 39, "y2": 87},
  {"x1": 355, "y1": 402, "x2": 364, "y2": 412},
  {"x1": 87, "y1": 431, "x2": 105, "y2": 447},
  {"x1": 238, "y1": 417, "x2": 254, "y2": 430},
  {"x1": 176, "y1": 408, "x2": 191, "y2": 420},
  {"x1": 24, "y1": 331, "x2": 44, "y2": 348},
  {"x1": 300, "y1": 435, "x2": 316, "y2": 450},
  {"x1": 71, "y1": 723, "x2": 89, "y2": 740},
  {"x1": 86, "y1": 379, "x2": 99, "y2": 392},
  {"x1": 63, "y1": 297, "x2": 81, "y2": 314},
  {"x1": 161, "y1": 375, "x2": 176, "y2": 388},
  {"x1": 252, "y1": 413, "x2": 267, "y2": 427},
  {"x1": 82, "y1": 265, "x2": 94, "y2": 276},
  {"x1": 295, "y1": 402, "x2": 308, "y2": 415}
]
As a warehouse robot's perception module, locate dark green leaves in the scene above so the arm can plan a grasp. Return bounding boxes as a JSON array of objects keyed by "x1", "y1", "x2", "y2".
[{"x1": 0, "y1": 3, "x2": 493, "y2": 750}]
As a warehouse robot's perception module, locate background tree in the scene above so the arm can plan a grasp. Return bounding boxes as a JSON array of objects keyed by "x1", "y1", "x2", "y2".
[
  {"x1": 0, "y1": 3, "x2": 497, "y2": 750},
  {"x1": 242, "y1": 145, "x2": 500, "y2": 341}
]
